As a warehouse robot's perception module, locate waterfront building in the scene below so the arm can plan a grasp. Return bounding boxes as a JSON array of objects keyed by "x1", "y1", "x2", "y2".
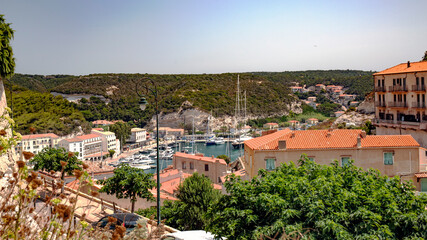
[
  {"x1": 91, "y1": 129, "x2": 120, "y2": 157},
  {"x1": 373, "y1": 60, "x2": 427, "y2": 148},
  {"x1": 154, "y1": 127, "x2": 184, "y2": 139},
  {"x1": 15, "y1": 133, "x2": 60, "y2": 155},
  {"x1": 58, "y1": 134, "x2": 103, "y2": 161},
  {"x1": 126, "y1": 128, "x2": 147, "y2": 148},
  {"x1": 173, "y1": 152, "x2": 227, "y2": 184},
  {"x1": 243, "y1": 129, "x2": 427, "y2": 191}
]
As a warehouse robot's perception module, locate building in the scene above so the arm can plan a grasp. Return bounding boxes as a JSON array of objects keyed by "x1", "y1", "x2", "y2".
[
  {"x1": 307, "y1": 101, "x2": 317, "y2": 110},
  {"x1": 173, "y1": 152, "x2": 227, "y2": 184},
  {"x1": 154, "y1": 127, "x2": 184, "y2": 139},
  {"x1": 288, "y1": 120, "x2": 300, "y2": 129},
  {"x1": 127, "y1": 128, "x2": 147, "y2": 146},
  {"x1": 243, "y1": 129, "x2": 427, "y2": 191},
  {"x1": 315, "y1": 84, "x2": 326, "y2": 92},
  {"x1": 373, "y1": 61, "x2": 427, "y2": 148},
  {"x1": 350, "y1": 101, "x2": 359, "y2": 107},
  {"x1": 91, "y1": 129, "x2": 120, "y2": 157},
  {"x1": 307, "y1": 118, "x2": 319, "y2": 125},
  {"x1": 263, "y1": 123, "x2": 279, "y2": 130},
  {"x1": 92, "y1": 120, "x2": 114, "y2": 127},
  {"x1": 307, "y1": 96, "x2": 316, "y2": 102},
  {"x1": 290, "y1": 86, "x2": 303, "y2": 93},
  {"x1": 58, "y1": 134, "x2": 103, "y2": 161},
  {"x1": 15, "y1": 133, "x2": 60, "y2": 155},
  {"x1": 335, "y1": 111, "x2": 345, "y2": 117}
]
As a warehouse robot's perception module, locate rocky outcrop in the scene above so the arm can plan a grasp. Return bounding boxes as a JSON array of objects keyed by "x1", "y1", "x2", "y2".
[
  {"x1": 0, "y1": 80, "x2": 16, "y2": 175},
  {"x1": 332, "y1": 110, "x2": 375, "y2": 128},
  {"x1": 357, "y1": 93, "x2": 375, "y2": 114}
]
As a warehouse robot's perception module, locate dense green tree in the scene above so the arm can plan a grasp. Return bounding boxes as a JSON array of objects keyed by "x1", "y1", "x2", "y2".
[
  {"x1": 216, "y1": 155, "x2": 231, "y2": 164},
  {"x1": 158, "y1": 172, "x2": 220, "y2": 230},
  {"x1": 108, "y1": 149, "x2": 115, "y2": 158},
  {"x1": 99, "y1": 164, "x2": 155, "y2": 213},
  {"x1": 0, "y1": 14, "x2": 15, "y2": 82},
  {"x1": 30, "y1": 147, "x2": 82, "y2": 182},
  {"x1": 109, "y1": 121, "x2": 131, "y2": 147},
  {"x1": 206, "y1": 155, "x2": 427, "y2": 239},
  {"x1": 423, "y1": 51, "x2": 427, "y2": 61}
]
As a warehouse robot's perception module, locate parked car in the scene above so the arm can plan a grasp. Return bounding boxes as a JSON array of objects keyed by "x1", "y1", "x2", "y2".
[
  {"x1": 92, "y1": 213, "x2": 141, "y2": 233},
  {"x1": 161, "y1": 230, "x2": 223, "y2": 240}
]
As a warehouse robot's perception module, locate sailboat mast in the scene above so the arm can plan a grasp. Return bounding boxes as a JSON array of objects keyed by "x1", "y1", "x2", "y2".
[{"x1": 244, "y1": 90, "x2": 247, "y2": 126}]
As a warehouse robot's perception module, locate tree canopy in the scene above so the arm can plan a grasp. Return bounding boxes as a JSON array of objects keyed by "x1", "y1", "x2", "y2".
[
  {"x1": 0, "y1": 14, "x2": 15, "y2": 80},
  {"x1": 99, "y1": 164, "x2": 155, "y2": 213},
  {"x1": 109, "y1": 121, "x2": 131, "y2": 147},
  {"x1": 206, "y1": 155, "x2": 427, "y2": 239},
  {"x1": 30, "y1": 147, "x2": 82, "y2": 181}
]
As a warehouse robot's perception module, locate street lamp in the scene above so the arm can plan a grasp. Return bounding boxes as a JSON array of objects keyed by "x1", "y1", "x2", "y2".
[{"x1": 137, "y1": 78, "x2": 161, "y2": 225}]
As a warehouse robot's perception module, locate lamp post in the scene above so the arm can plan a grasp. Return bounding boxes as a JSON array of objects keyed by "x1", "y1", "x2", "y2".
[{"x1": 137, "y1": 78, "x2": 161, "y2": 225}]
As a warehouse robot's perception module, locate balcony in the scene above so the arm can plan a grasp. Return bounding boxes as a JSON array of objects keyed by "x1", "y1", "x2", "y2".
[
  {"x1": 411, "y1": 102, "x2": 426, "y2": 109},
  {"x1": 387, "y1": 102, "x2": 407, "y2": 108},
  {"x1": 375, "y1": 101, "x2": 386, "y2": 107},
  {"x1": 388, "y1": 85, "x2": 408, "y2": 92},
  {"x1": 411, "y1": 85, "x2": 426, "y2": 92},
  {"x1": 374, "y1": 86, "x2": 386, "y2": 92}
]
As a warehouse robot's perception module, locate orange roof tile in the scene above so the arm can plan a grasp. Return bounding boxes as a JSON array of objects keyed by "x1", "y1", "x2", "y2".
[
  {"x1": 76, "y1": 134, "x2": 101, "y2": 140},
  {"x1": 92, "y1": 120, "x2": 114, "y2": 125},
  {"x1": 415, "y1": 172, "x2": 427, "y2": 178},
  {"x1": 374, "y1": 61, "x2": 427, "y2": 76},
  {"x1": 173, "y1": 152, "x2": 227, "y2": 165},
  {"x1": 265, "y1": 123, "x2": 278, "y2": 125},
  {"x1": 307, "y1": 118, "x2": 318, "y2": 121},
  {"x1": 21, "y1": 133, "x2": 59, "y2": 140},
  {"x1": 245, "y1": 129, "x2": 420, "y2": 151}
]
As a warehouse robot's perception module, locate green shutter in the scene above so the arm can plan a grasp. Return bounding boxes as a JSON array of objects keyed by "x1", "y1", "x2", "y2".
[
  {"x1": 266, "y1": 158, "x2": 275, "y2": 171},
  {"x1": 384, "y1": 152, "x2": 393, "y2": 165},
  {"x1": 421, "y1": 179, "x2": 427, "y2": 192},
  {"x1": 341, "y1": 157, "x2": 350, "y2": 167}
]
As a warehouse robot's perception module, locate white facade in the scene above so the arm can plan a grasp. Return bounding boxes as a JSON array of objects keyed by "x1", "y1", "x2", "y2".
[
  {"x1": 128, "y1": 128, "x2": 147, "y2": 143},
  {"x1": 92, "y1": 130, "x2": 119, "y2": 155},
  {"x1": 15, "y1": 133, "x2": 60, "y2": 155},
  {"x1": 58, "y1": 134, "x2": 103, "y2": 161}
]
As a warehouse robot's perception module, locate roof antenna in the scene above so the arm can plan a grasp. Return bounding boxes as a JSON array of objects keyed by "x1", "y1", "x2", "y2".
[{"x1": 407, "y1": 61, "x2": 410, "y2": 68}]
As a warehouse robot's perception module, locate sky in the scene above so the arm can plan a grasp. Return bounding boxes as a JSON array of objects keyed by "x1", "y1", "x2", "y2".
[{"x1": 1, "y1": 0, "x2": 427, "y2": 75}]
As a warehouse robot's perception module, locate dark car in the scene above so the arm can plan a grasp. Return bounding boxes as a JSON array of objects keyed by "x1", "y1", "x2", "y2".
[{"x1": 92, "y1": 213, "x2": 142, "y2": 233}]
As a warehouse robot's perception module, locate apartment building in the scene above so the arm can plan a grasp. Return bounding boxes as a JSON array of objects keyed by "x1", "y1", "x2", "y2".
[
  {"x1": 58, "y1": 134, "x2": 103, "y2": 161},
  {"x1": 374, "y1": 61, "x2": 427, "y2": 148},
  {"x1": 243, "y1": 129, "x2": 427, "y2": 191},
  {"x1": 173, "y1": 152, "x2": 227, "y2": 184},
  {"x1": 126, "y1": 128, "x2": 146, "y2": 147},
  {"x1": 91, "y1": 129, "x2": 120, "y2": 156},
  {"x1": 15, "y1": 133, "x2": 60, "y2": 155}
]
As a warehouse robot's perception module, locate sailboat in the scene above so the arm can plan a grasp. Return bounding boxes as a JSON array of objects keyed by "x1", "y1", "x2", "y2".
[{"x1": 232, "y1": 75, "x2": 252, "y2": 150}]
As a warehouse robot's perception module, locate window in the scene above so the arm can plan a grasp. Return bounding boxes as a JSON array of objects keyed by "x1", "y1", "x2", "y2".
[
  {"x1": 205, "y1": 164, "x2": 209, "y2": 171},
  {"x1": 308, "y1": 157, "x2": 315, "y2": 161},
  {"x1": 190, "y1": 162, "x2": 194, "y2": 170},
  {"x1": 341, "y1": 157, "x2": 350, "y2": 167},
  {"x1": 265, "y1": 158, "x2": 276, "y2": 171},
  {"x1": 182, "y1": 161, "x2": 186, "y2": 169},
  {"x1": 384, "y1": 152, "x2": 394, "y2": 165}
]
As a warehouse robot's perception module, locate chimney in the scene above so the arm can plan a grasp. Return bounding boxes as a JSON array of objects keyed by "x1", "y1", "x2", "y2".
[
  {"x1": 360, "y1": 130, "x2": 366, "y2": 138},
  {"x1": 407, "y1": 61, "x2": 411, "y2": 68},
  {"x1": 291, "y1": 132, "x2": 295, "y2": 138},
  {"x1": 357, "y1": 135, "x2": 361, "y2": 148},
  {"x1": 278, "y1": 140, "x2": 287, "y2": 150}
]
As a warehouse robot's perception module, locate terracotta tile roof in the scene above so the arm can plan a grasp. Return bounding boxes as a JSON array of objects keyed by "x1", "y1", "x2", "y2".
[
  {"x1": 265, "y1": 123, "x2": 278, "y2": 125},
  {"x1": 21, "y1": 133, "x2": 59, "y2": 140},
  {"x1": 374, "y1": 61, "x2": 427, "y2": 76},
  {"x1": 77, "y1": 134, "x2": 100, "y2": 140},
  {"x1": 415, "y1": 172, "x2": 427, "y2": 178},
  {"x1": 92, "y1": 120, "x2": 113, "y2": 125},
  {"x1": 289, "y1": 120, "x2": 299, "y2": 123},
  {"x1": 173, "y1": 152, "x2": 227, "y2": 165},
  {"x1": 64, "y1": 137, "x2": 83, "y2": 143},
  {"x1": 245, "y1": 129, "x2": 420, "y2": 151},
  {"x1": 307, "y1": 118, "x2": 318, "y2": 121},
  {"x1": 361, "y1": 135, "x2": 419, "y2": 148}
]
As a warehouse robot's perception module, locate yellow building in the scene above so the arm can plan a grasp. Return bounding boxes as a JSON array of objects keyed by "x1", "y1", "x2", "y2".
[
  {"x1": 374, "y1": 61, "x2": 427, "y2": 148},
  {"x1": 243, "y1": 129, "x2": 427, "y2": 192}
]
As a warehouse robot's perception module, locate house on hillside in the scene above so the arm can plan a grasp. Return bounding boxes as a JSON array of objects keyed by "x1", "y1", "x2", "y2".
[
  {"x1": 243, "y1": 129, "x2": 427, "y2": 191},
  {"x1": 263, "y1": 123, "x2": 279, "y2": 130},
  {"x1": 373, "y1": 60, "x2": 427, "y2": 149}
]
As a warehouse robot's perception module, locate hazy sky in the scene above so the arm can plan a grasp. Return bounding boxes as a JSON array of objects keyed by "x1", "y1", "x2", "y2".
[{"x1": 1, "y1": 0, "x2": 427, "y2": 75}]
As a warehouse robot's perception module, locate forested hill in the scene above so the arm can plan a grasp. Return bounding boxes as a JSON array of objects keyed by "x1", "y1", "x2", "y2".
[
  {"x1": 11, "y1": 73, "x2": 296, "y2": 117},
  {"x1": 253, "y1": 70, "x2": 374, "y2": 100},
  {"x1": 10, "y1": 70, "x2": 374, "y2": 119}
]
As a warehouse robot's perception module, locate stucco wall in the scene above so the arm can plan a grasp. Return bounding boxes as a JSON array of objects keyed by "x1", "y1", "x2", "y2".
[{"x1": 173, "y1": 155, "x2": 227, "y2": 184}]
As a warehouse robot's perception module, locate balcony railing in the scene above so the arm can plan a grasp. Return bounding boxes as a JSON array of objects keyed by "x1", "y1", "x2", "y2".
[
  {"x1": 412, "y1": 102, "x2": 427, "y2": 109},
  {"x1": 375, "y1": 102, "x2": 386, "y2": 107},
  {"x1": 388, "y1": 85, "x2": 408, "y2": 92},
  {"x1": 374, "y1": 86, "x2": 386, "y2": 92},
  {"x1": 387, "y1": 102, "x2": 407, "y2": 108},
  {"x1": 411, "y1": 85, "x2": 426, "y2": 92}
]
